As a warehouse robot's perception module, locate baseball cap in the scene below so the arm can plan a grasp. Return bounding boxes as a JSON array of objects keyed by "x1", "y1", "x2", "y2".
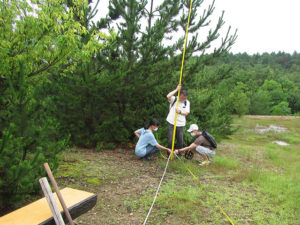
[{"x1": 187, "y1": 124, "x2": 198, "y2": 132}]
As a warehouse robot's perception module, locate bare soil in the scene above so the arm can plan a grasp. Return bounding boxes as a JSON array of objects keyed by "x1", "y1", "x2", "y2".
[
  {"x1": 57, "y1": 149, "x2": 175, "y2": 225},
  {"x1": 245, "y1": 115, "x2": 300, "y2": 120}
]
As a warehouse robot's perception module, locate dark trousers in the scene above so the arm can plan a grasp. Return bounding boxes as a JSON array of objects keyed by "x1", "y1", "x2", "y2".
[
  {"x1": 144, "y1": 145, "x2": 160, "y2": 157},
  {"x1": 167, "y1": 122, "x2": 184, "y2": 149}
]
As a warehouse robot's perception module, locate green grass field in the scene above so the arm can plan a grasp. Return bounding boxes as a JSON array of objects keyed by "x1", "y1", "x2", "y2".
[
  {"x1": 56, "y1": 116, "x2": 300, "y2": 224},
  {"x1": 125, "y1": 116, "x2": 300, "y2": 224}
]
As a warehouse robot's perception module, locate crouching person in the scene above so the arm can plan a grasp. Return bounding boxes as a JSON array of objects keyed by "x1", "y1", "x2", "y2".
[
  {"x1": 175, "y1": 124, "x2": 216, "y2": 166},
  {"x1": 134, "y1": 119, "x2": 172, "y2": 160}
]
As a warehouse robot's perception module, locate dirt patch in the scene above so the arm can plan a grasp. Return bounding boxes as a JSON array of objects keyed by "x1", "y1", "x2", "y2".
[
  {"x1": 57, "y1": 149, "x2": 172, "y2": 225},
  {"x1": 254, "y1": 124, "x2": 287, "y2": 134},
  {"x1": 272, "y1": 140, "x2": 290, "y2": 146},
  {"x1": 245, "y1": 115, "x2": 300, "y2": 120}
]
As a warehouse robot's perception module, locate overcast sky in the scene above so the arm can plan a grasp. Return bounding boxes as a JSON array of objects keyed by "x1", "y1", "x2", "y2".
[
  {"x1": 95, "y1": 0, "x2": 300, "y2": 55},
  {"x1": 215, "y1": 0, "x2": 300, "y2": 54}
]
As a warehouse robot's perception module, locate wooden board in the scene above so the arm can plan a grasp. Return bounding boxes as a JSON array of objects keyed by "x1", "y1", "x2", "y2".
[{"x1": 0, "y1": 187, "x2": 97, "y2": 225}]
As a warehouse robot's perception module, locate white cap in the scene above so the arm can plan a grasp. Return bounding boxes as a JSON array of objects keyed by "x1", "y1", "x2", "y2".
[{"x1": 187, "y1": 124, "x2": 198, "y2": 132}]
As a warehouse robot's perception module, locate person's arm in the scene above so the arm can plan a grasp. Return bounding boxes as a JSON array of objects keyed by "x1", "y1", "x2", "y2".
[
  {"x1": 181, "y1": 111, "x2": 189, "y2": 116},
  {"x1": 156, "y1": 144, "x2": 172, "y2": 153},
  {"x1": 167, "y1": 84, "x2": 181, "y2": 101},
  {"x1": 134, "y1": 130, "x2": 141, "y2": 138},
  {"x1": 176, "y1": 100, "x2": 190, "y2": 116},
  {"x1": 178, "y1": 143, "x2": 197, "y2": 153},
  {"x1": 175, "y1": 108, "x2": 189, "y2": 116}
]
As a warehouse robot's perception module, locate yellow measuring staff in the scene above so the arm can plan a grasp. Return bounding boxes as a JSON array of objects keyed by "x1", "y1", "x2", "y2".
[
  {"x1": 167, "y1": 0, "x2": 235, "y2": 223},
  {"x1": 170, "y1": 0, "x2": 193, "y2": 160}
]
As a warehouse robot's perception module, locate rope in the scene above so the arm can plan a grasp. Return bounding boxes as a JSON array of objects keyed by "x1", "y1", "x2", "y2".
[
  {"x1": 170, "y1": 0, "x2": 193, "y2": 160},
  {"x1": 142, "y1": 154, "x2": 171, "y2": 225},
  {"x1": 174, "y1": 154, "x2": 235, "y2": 225}
]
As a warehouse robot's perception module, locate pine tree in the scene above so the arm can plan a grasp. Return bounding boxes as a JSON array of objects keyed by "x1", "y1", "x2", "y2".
[
  {"x1": 48, "y1": 0, "x2": 238, "y2": 145},
  {"x1": 95, "y1": 0, "x2": 237, "y2": 141}
]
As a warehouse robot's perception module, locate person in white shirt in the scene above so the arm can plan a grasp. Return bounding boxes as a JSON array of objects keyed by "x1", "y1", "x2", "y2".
[{"x1": 166, "y1": 84, "x2": 190, "y2": 152}]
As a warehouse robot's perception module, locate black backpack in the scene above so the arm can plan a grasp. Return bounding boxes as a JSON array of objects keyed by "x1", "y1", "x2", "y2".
[{"x1": 202, "y1": 129, "x2": 217, "y2": 149}]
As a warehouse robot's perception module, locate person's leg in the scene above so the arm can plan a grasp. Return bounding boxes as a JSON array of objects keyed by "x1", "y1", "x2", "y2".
[
  {"x1": 200, "y1": 153, "x2": 209, "y2": 162},
  {"x1": 144, "y1": 145, "x2": 160, "y2": 158},
  {"x1": 195, "y1": 146, "x2": 212, "y2": 164},
  {"x1": 167, "y1": 122, "x2": 174, "y2": 149},
  {"x1": 176, "y1": 126, "x2": 184, "y2": 149}
]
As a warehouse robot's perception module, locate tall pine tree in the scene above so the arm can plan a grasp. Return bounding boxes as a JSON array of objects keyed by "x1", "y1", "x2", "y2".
[
  {"x1": 95, "y1": 0, "x2": 237, "y2": 141},
  {"x1": 48, "y1": 0, "x2": 237, "y2": 145}
]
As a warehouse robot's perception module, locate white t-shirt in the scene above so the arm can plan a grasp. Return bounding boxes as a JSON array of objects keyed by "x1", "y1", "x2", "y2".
[{"x1": 166, "y1": 96, "x2": 190, "y2": 127}]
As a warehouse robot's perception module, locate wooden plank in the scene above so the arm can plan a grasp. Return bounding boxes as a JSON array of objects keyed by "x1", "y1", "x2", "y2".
[
  {"x1": 43, "y1": 163, "x2": 74, "y2": 225},
  {"x1": 40, "y1": 194, "x2": 97, "y2": 225},
  {"x1": 39, "y1": 177, "x2": 65, "y2": 225},
  {"x1": 0, "y1": 188, "x2": 97, "y2": 225}
]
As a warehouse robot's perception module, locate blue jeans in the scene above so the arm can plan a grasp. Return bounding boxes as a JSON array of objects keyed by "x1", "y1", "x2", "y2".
[{"x1": 144, "y1": 145, "x2": 160, "y2": 157}]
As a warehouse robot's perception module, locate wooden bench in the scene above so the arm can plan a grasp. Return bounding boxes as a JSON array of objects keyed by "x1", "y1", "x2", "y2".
[{"x1": 0, "y1": 187, "x2": 97, "y2": 225}]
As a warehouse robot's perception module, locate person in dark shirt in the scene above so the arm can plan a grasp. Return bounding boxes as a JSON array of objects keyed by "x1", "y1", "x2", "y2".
[{"x1": 175, "y1": 124, "x2": 216, "y2": 166}]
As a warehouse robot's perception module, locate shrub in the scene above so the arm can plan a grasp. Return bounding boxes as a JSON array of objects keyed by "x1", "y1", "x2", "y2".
[
  {"x1": 106, "y1": 142, "x2": 116, "y2": 150},
  {"x1": 0, "y1": 124, "x2": 68, "y2": 209},
  {"x1": 96, "y1": 142, "x2": 104, "y2": 152}
]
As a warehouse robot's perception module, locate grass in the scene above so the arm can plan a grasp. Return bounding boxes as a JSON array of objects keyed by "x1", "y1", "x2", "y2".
[
  {"x1": 213, "y1": 156, "x2": 240, "y2": 169},
  {"x1": 57, "y1": 150, "x2": 130, "y2": 191},
  {"x1": 224, "y1": 116, "x2": 300, "y2": 224},
  {"x1": 131, "y1": 116, "x2": 300, "y2": 224},
  {"x1": 52, "y1": 115, "x2": 300, "y2": 224}
]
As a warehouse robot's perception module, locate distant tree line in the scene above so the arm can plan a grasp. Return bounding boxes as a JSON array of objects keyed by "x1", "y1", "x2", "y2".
[{"x1": 216, "y1": 52, "x2": 300, "y2": 116}]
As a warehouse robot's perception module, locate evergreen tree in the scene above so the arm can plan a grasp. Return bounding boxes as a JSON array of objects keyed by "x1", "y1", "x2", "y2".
[{"x1": 65, "y1": 0, "x2": 238, "y2": 144}]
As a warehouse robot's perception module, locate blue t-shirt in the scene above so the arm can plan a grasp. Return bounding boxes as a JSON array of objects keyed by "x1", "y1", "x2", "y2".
[{"x1": 135, "y1": 128, "x2": 158, "y2": 157}]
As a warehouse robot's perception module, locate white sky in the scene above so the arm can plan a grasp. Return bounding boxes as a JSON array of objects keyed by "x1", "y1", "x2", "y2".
[
  {"x1": 94, "y1": 0, "x2": 300, "y2": 55},
  {"x1": 215, "y1": 0, "x2": 300, "y2": 54}
]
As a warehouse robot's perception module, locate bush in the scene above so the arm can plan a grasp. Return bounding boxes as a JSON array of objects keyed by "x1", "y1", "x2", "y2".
[
  {"x1": 106, "y1": 142, "x2": 116, "y2": 150},
  {"x1": 96, "y1": 141, "x2": 104, "y2": 152},
  {"x1": 271, "y1": 101, "x2": 291, "y2": 115},
  {"x1": 0, "y1": 124, "x2": 68, "y2": 209}
]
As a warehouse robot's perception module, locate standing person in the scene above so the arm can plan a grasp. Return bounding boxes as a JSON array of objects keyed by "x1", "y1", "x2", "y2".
[
  {"x1": 134, "y1": 119, "x2": 172, "y2": 160},
  {"x1": 166, "y1": 84, "x2": 190, "y2": 152},
  {"x1": 174, "y1": 124, "x2": 216, "y2": 166}
]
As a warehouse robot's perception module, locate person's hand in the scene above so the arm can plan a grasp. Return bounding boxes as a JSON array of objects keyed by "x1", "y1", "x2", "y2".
[
  {"x1": 176, "y1": 84, "x2": 182, "y2": 91},
  {"x1": 174, "y1": 150, "x2": 179, "y2": 154},
  {"x1": 175, "y1": 108, "x2": 181, "y2": 114}
]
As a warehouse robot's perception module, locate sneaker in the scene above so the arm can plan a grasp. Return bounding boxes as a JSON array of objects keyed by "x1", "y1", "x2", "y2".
[
  {"x1": 144, "y1": 155, "x2": 151, "y2": 161},
  {"x1": 139, "y1": 156, "x2": 151, "y2": 161},
  {"x1": 199, "y1": 161, "x2": 210, "y2": 166}
]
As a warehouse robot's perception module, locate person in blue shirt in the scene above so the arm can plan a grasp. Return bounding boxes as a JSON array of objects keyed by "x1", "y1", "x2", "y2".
[{"x1": 134, "y1": 119, "x2": 172, "y2": 160}]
